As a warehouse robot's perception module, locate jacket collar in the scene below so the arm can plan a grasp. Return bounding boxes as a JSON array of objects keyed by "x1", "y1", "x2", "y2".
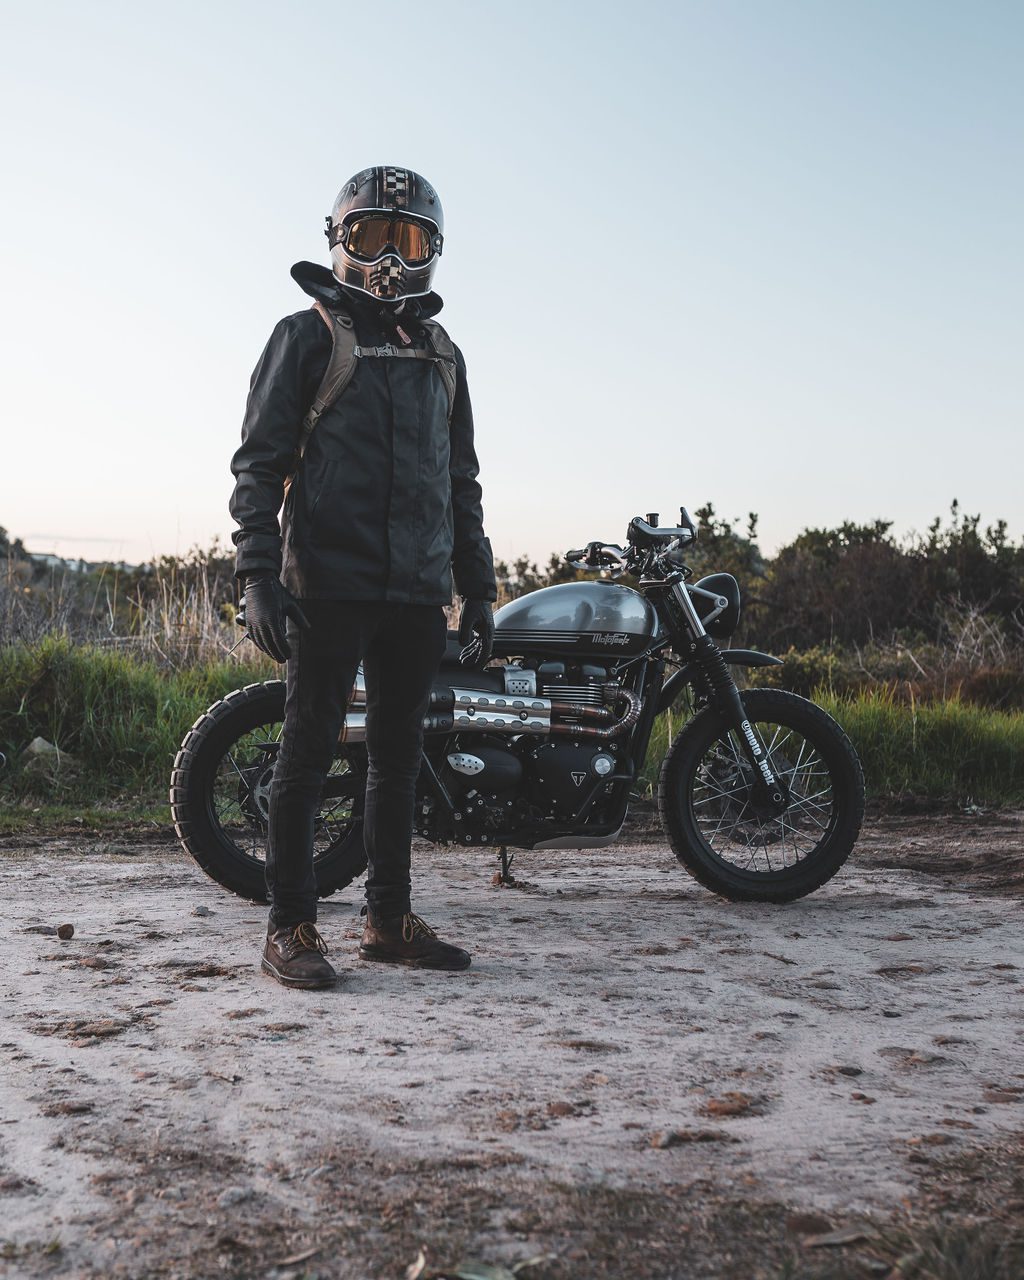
[{"x1": 289, "y1": 261, "x2": 444, "y2": 321}]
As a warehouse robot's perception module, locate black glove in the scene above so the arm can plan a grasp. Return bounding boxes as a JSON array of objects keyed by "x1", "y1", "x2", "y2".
[
  {"x1": 457, "y1": 597, "x2": 495, "y2": 668},
  {"x1": 238, "y1": 573, "x2": 311, "y2": 664}
]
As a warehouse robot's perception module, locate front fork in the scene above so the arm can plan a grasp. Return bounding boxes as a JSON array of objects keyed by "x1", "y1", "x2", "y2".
[{"x1": 668, "y1": 580, "x2": 789, "y2": 813}]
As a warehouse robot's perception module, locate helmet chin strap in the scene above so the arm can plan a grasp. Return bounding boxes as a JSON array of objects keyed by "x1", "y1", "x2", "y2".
[
  {"x1": 335, "y1": 276, "x2": 407, "y2": 313},
  {"x1": 336, "y1": 282, "x2": 416, "y2": 344}
]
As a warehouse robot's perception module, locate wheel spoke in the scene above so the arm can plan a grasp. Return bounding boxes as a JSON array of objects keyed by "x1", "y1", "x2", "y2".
[
  {"x1": 755, "y1": 818, "x2": 775, "y2": 871},
  {"x1": 224, "y1": 753, "x2": 254, "y2": 793},
  {"x1": 786, "y1": 798, "x2": 830, "y2": 831},
  {"x1": 687, "y1": 710, "x2": 839, "y2": 874},
  {"x1": 789, "y1": 784, "x2": 833, "y2": 806},
  {"x1": 693, "y1": 781, "x2": 751, "y2": 806},
  {"x1": 206, "y1": 718, "x2": 359, "y2": 868},
  {"x1": 790, "y1": 795, "x2": 833, "y2": 821}
]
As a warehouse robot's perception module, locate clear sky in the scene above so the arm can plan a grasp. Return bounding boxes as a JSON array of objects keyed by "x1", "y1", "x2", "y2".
[{"x1": 2, "y1": 0, "x2": 1021, "y2": 570}]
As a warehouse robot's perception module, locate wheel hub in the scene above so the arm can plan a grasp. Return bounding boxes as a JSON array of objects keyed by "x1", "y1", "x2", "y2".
[
  {"x1": 239, "y1": 760, "x2": 275, "y2": 824},
  {"x1": 699, "y1": 754, "x2": 791, "y2": 829}
]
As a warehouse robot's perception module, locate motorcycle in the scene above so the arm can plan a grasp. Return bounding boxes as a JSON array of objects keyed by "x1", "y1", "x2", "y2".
[{"x1": 170, "y1": 507, "x2": 864, "y2": 904}]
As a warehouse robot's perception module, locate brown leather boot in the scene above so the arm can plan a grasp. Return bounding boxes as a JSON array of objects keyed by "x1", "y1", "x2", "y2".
[
  {"x1": 261, "y1": 921, "x2": 338, "y2": 989},
  {"x1": 358, "y1": 910, "x2": 471, "y2": 971}
]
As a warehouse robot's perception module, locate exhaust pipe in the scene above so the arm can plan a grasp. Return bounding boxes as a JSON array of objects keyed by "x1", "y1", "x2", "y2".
[
  {"x1": 339, "y1": 686, "x2": 551, "y2": 743},
  {"x1": 338, "y1": 682, "x2": 639, "y2": 744},
  {"x1": 549, "y1": 685, "x2": 642, "y2": 740}
]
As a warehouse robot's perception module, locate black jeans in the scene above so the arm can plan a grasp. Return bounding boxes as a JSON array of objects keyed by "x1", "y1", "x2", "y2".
[{"x1": 265, "y1": 599, "x2": 448, "y2": 929}]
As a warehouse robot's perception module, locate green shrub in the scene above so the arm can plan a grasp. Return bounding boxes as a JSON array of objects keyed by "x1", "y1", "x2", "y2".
[
  {"x1": 642, "y1": 685, "x2": 1024, "y2": 806},
  {"x1": 3, "y1": 641, "x2": 1022, "y2": 819},
  {"x1": 747, "y1": 644, "x2": 1024, "y2": 710},
  {"x1": 0, "y1": 637, "x2": 269, "y2": 804},
  {"x1": 819, "y1": 687, "x2": 1024, "y2": 806},
  {"x1": 747, "y1": 645, "x2": 850, "y2": 697}
]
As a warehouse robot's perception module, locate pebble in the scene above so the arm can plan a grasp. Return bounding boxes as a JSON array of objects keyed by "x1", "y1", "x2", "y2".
[
  {"x1": 651, "y1": 1128, "x2": 737, "y2": 1147},
  {"x1": 216, "y1": 1186, "x2": 253, "y2": 1208},
  {"x1": 785, "y1": 1211, "x2": 834, "y2": 1236},
  {"x1": 192, "y1": 905, "x2": 212, "y2": 918},
  {"x1": 546, "y1": 1101, "x2": 577, "y2": 1118},
  {"x1": 57, "y1": 924, "x2": 75, "y2": 940}
]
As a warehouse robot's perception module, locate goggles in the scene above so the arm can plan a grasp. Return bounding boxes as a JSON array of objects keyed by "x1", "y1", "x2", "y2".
[{"x1": 331, "y1": 213, "x2": 442, "y2": 265}]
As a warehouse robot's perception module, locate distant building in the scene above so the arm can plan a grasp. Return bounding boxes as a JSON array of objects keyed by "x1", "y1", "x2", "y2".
[{"x1": 21, "y1": 550, "x2": 140, "y2": 575}]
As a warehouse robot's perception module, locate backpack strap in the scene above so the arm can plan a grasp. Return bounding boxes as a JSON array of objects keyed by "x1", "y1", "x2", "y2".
[
  {"x1": 347, "y1": 320, "x2": 457, "y2": 423},
  {"x1": 283, "y1": 302, "x2": 354, "y2": 504},
  {"x1": 287, "y1": 303, "x2": 458, "y2": 505},
  {"x1": 419, "y1": 318, "x2": 458, "y2": 422},
  {"x1": 294, "y1": 300, "x2": 357, "y2": 463}
]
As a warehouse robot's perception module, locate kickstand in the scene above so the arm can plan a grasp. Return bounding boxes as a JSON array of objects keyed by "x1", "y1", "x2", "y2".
[{"x1": 494, "y1": 845, "x2": 516, "y2": 888}]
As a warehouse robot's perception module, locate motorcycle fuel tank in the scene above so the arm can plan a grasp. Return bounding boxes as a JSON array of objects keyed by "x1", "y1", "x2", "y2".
[{"x1": 492, "y1": 580, "x2": 659, "y2": 658}]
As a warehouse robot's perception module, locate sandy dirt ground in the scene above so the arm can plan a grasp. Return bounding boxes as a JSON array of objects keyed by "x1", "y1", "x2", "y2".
[{"x1": 1, "y1": 808, "x2": 1022, "y2": 1279}]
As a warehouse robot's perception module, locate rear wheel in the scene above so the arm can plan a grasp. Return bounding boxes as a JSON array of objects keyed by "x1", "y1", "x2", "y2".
[
  {"x1": 657, "y1": 688, "x2": 864, "y2": 902},
  {"x1": 170, "y1": 681, "x2": 368, "y2": 902}
]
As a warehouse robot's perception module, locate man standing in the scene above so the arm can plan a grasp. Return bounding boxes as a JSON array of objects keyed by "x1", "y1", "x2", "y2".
[{"x1": 229, "y1": 166, "x2": 497, "y2": 989}]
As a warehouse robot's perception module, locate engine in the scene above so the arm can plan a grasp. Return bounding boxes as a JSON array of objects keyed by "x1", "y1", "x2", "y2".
[
  {"x1": 338, "y1": 579, "x2": 665, "y2": 844},
  {"x1": 432, "y1": 659, "x2": 632, "y2": 836}
]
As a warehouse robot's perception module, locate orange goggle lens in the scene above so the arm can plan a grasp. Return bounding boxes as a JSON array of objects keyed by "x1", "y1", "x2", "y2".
[{"x1": 345, "y1": 215, "x2": 436, "y2": 264}]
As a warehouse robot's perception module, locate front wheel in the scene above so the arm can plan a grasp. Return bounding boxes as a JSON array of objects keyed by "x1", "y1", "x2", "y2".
[{"x1": 657, "y1": 688, "x2": 864, "y2": 902}]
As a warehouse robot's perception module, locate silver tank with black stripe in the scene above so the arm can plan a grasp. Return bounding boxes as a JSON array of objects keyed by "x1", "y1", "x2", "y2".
[{"x1": 491, "y1": 581, "x2": 659, "y2": 658}]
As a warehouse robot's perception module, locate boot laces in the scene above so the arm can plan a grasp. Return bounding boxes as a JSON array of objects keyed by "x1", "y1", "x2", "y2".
[
  {"x1": 287, "y1": 922, "x2": 329, "y2": 958},
  {"x1": 402, "y1": 912, "x2": 438, "y2": 943}
]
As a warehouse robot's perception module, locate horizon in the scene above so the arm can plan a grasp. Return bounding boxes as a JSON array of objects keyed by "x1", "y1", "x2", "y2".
[{"x1": 7, "y1": 494, "x2": 1001, "y2": 577}]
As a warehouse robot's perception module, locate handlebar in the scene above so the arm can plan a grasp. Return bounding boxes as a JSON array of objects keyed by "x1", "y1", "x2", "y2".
[
  {"x1": 565, "y1": 541, "x2": 626, "y2": 570},
  {"x1": 565, "y1": 507, "x2": 699, "y2": 572},
  {"x1": 627, "y1": 507, "x2": 697, "y2": 548}
]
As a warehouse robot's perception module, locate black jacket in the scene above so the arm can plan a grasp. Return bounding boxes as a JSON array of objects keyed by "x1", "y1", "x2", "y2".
[{"x1": 228, "y1": 262, "x2": 497, "y2": 604}]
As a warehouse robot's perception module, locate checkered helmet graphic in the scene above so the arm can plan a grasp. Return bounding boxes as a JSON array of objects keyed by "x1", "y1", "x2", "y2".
[{"x1": 325, "y1": 166, "x2": 444, "y2": 302}]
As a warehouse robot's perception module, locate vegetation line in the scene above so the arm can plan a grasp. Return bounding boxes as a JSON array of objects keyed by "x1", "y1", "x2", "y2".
[
  {"x1": 2, "y1": 641, "x2": 1022, "y2": 829},
  {"x1": 3, "y1": 499, "x2": 1022, "y2": 824}
]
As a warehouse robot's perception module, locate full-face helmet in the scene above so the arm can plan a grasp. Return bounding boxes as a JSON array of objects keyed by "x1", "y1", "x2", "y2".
[{"x1": 325, "y1": 166, "x2": 444, "y2": 302}]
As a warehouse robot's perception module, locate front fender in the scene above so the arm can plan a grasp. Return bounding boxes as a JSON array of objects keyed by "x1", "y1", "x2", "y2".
[{"x1": 656, "y1": 649, "x2": 784, "y2": 715}]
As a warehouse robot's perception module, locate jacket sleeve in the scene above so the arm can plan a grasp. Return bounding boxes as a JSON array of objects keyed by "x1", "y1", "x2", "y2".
[
  {"x1": 448, "y1": 345, "x2": 498, "y2": 601},
  {"x1": 228, "y1": 314, "x2": 324, "y2": 580}
]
